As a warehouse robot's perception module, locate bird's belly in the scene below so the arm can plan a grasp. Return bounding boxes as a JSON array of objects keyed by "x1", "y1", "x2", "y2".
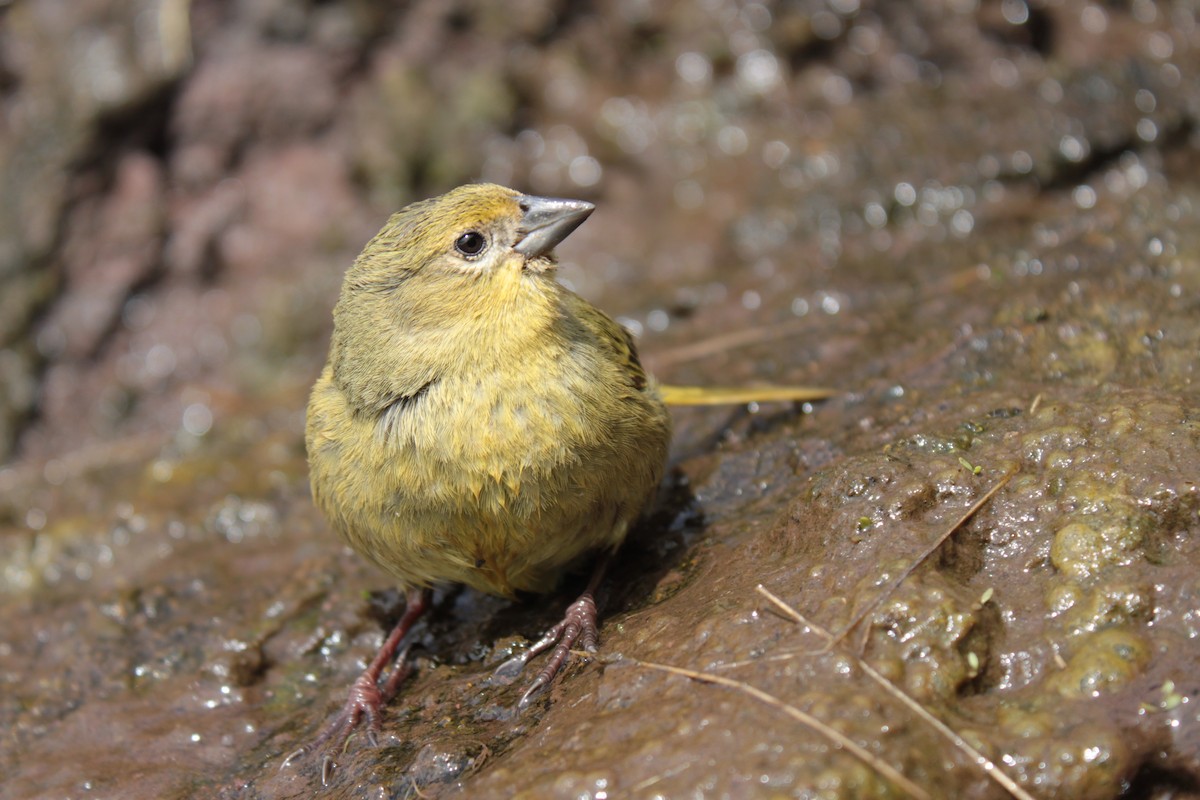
[{"x1": 315, "y1": 373, "x2": 667, "y2": 597}]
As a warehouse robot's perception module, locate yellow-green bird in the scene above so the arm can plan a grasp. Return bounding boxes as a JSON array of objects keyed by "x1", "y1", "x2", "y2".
[{"x1": 291, "y1": 183, "x2": 831, "y2": 778}]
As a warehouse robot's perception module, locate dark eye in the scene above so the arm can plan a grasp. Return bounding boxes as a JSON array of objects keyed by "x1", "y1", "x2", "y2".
[{"x1": 454, "y1": 231, "x2": 487, "y2": 257}]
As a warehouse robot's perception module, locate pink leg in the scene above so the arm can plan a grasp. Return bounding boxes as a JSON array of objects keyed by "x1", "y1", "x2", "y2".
[
  {"x1": 283, "y1": 587, "x2": 429, "y2": 783},
  {"x1": 497, "y1": 556, "x2": 609, "y2": 707}
]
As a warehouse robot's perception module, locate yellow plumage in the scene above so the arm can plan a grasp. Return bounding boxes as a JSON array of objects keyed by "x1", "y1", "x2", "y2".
[
  {"x1": 294, "y1": 183, "x2": 834, "y2": 772},
  {"x1": 306, "y1": 183, "x2": 671, "y2": 598}
]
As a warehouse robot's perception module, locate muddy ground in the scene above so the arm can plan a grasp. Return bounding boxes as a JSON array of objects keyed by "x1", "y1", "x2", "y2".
[{"x1": 1, "y1": 1, "x2": 1198, "y2": 798}]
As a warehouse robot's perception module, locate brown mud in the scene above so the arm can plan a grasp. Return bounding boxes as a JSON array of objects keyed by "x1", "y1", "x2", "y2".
[{"x1": 2, "y1": 1, "x2": 1198, "y2": 798}]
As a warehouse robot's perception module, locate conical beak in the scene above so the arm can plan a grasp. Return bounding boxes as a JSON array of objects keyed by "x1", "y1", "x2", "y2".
[{"x1": 513, "y1": 195, "x2": 595, "y2": 257}]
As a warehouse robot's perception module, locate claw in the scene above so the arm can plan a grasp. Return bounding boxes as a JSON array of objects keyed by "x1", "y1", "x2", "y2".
[
  {"x1": 281, "y1": 588, "x2": 429, "y2": 781},
  {"x1": 516, "y1": 591, "x2": 599, "y2": 707},
  {"x1": 280, "y1": 746, "x2": 309, "y2": 771},
  {"x1": 518, "y1": 673, "x2": 550, "y2": 709},
  {"x1": 321, "y1": 754, "x2": 336, "y2": 786},
  {"x1": 494, "y1": 652, "x2": 530, "y2": 682}
]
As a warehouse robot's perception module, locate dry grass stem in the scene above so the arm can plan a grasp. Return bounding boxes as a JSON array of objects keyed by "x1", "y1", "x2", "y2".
[
  {"x1": 755, "y1": 586, "x2": 1035, "y2": 800},
  {"x1": 635, "y1": 659, "x2": 932, "y2": 800},
  {"x1": 160, "y1": 0, "x2": 194, "y2": 68},
  {"x1": 821, "y1": 466, "x2": 1017, "y2": 651},
  {"x1": 658, "y1": 384, "x2": 835, "y2": 406}
]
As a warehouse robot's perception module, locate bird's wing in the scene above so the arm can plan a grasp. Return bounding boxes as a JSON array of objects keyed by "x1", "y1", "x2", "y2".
[{"x1": 563, "y1": 291, "x2": 651, "y2": 392}]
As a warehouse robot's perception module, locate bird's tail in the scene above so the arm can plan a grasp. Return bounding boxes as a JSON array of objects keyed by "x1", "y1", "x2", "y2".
[{"x1": 657, "y1": 384, "x2": 836, "y2": 407}]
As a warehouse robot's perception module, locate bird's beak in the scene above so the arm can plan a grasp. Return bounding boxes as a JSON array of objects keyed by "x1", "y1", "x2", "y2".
[{"x1": 513, "y1": 195, "x2": 595, "y2": 258}]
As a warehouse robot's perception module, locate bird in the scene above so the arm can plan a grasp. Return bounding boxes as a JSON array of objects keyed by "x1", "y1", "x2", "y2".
[{"x1": 288, "y1": 183, "x2": 832, "y2": 780}]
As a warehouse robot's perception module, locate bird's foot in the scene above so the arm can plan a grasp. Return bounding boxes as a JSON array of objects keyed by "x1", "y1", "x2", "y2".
[
  {"x1": 496, "y1": 591, "x2": 598, "y2": 707},
  {"x1": 282, "y1": 588, "x2": 429, "y2": 784},
  {"x1": 282, "y1": 656, "x2": 412, "y2": 784}
]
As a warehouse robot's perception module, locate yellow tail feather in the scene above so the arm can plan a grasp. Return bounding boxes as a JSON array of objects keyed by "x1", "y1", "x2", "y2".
[{"x1": 657, "y1": 384, "x2": 836, "y2": 407}]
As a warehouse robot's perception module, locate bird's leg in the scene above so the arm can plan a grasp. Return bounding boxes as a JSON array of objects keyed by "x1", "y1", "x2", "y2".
[
  {"x1": 497, "y1": 554, "x2": 611, "y2": 707},
  {"x1": 283, "y1": 587, "x2": 430, "y2": 782}
]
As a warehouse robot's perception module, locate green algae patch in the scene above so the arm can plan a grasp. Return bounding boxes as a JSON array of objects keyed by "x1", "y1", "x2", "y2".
[{"x1": 1049, "y1": 629, "x2": 1151, "y2": 700}]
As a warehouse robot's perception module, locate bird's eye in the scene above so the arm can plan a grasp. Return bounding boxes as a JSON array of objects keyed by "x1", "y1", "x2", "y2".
[{"x1": 454, "y1": 231, "x2": 487, "y2": 257}]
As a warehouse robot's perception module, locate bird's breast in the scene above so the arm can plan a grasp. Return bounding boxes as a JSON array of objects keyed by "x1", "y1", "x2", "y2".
[{"x1": 306, "y1": 342, "x2": 669, "y2": 597}]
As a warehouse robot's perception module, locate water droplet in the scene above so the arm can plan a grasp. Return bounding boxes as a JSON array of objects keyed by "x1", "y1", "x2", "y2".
[
  {"x1": 182, "y1": 403, "x2": 213, "y2": 436},
  {"x1": 990, "y1": 58, "x2": 1019, "y2": 88},
  {"x1": 1134, "y1": 88, "x2": 1157, "y2": 113},
  {"x1": 716, "y1": 125, "x2": 749, "y2": 156},
  {"x1": 144, "y1": 344, "x2": 176, "y2": 379},
  {"x1": 741, "y1": 3, "x2": 773, "y2": 32},
  {"x1": 676, "y1": 52, "x2": 712, "y2": 85},
  {"x1": 1059, "y1": 135, "x2": 1088, "y2": 163},
  {"x1": 1011, "y1": 150, "x2": 1033, "y2": 174},
  {"x1": 43, "y1": 460, "x2": 67, "y2": 486},
  {"x1": 1072, "y1": 185, "x2": 1097, "y2": 209},
  {"x1": 848, "y1": 23, "x2": 879, "y2": 55},
  {"x1": 811, "y1": 11, "x2": 842, "y2": 39},
  {"x1": 951, "y1": 209, "x2": 975, "y2": 236},
  {"x1": 761, "y1": 140, "x2": 790, "y2": 169},
  {"x1": 646, "y1": 309, "x2": 670, "y2": 332},
  {"x1": 894, "y1": 182, "x2": 917, "y2": 206},
  {"x1": 1080, "y1": 4, "x2": 1107, "y2": 33},
  {"x1": 568, "y1": 155, "x2": 602, "y2": 187},
  {"x1": 1001, "y1": 0, "x2": 1029, "y2": 25},
  {"x1": 1039, "y1": 78, "x2": 1064, "y2": 104},
  {"x1": 1145, "y1": 31, "x2": 1173, "y2": 60},
  {"x1": 821, "y1": 72, "x2": 853, "y2": 105},
  {"x1": 736, "y1": 49, "x2": 780, "y2": 93}
]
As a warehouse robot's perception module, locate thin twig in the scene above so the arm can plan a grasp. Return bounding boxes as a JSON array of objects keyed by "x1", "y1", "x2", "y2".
[
  {"x1": 635, "y1": 659, "x2": 932, "y2": 800},
  {"x1": 756, "y1": 585, "x2": 1036, "y2": 800},
  {"x1": 820, "y1": 466, "x2": 1017, "y2": 651}
]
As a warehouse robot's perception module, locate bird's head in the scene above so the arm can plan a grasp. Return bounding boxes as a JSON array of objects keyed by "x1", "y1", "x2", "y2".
[
  {"x1": 328, "y1": 184, "x2": 595, "y2": 409},
  {"x1": 347, "y1": 183, "x2": 594, "y2": 289}
]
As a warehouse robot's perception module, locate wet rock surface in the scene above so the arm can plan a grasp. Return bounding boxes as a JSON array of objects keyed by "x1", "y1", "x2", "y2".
[{"x1": 2, "y1": 1, "x2": 1199, "y2": 798}]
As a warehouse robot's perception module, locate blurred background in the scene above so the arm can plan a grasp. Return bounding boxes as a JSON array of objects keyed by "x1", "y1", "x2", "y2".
[
  {"x1": 4, "y1": 0, "x2": 1192, "y2": 470},
  {"x1": 2, "y1": 1, "x2": 1198, "y2": 798}
]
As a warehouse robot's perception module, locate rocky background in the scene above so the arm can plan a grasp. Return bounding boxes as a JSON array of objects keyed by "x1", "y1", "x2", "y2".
[{"x1": 1, "y1": 0, "x2": 1198, "y2": 798}]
